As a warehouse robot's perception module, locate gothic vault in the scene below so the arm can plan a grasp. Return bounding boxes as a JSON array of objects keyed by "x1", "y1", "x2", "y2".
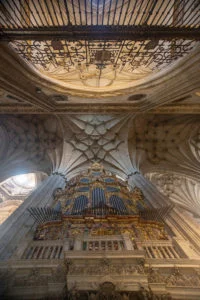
[{"x1": 0, "y1": 1, "x2": 200, "y2": 299}]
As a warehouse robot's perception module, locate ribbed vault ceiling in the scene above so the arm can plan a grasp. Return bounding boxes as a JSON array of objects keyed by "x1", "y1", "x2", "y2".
[
  {"x1": 0, "y1": 1, "x2": 200, "y2": 216},
  {"x1": 0, "y1": 113, "x2": 200, "y2": 214}
]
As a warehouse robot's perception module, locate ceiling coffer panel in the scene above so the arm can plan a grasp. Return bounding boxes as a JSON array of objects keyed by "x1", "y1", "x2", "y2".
[
  {"x1": 0, "y1": 0, "x2": 199, "y2": 29},
  {"x1": 0, "y1": 0, "x2": 199, "y2": 92}
]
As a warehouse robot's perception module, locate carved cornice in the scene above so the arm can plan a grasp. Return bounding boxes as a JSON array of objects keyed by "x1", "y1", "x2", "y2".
[{"x1": 1, "y1": 25, "x2": 200, "y2": 41}]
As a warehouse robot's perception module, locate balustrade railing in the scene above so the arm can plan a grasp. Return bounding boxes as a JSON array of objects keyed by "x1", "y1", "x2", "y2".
[
  {"x1": 83, "y1": 240, "x2": 125, "y2": 251},
  {"x1": 21, "y1": 237, "x2": 184, "y2": 260},
  {"x1": 142, "y1": 243, "x2": 181, "y2": 259},
  {"x1": 21, "y1": 244, "x2": 63, "y2": 260}
]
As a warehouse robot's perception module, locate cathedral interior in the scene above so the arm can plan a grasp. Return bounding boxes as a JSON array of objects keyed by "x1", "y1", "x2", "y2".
[{"x1": 0, "y1": 0, "x2": 200, "y2": 299}]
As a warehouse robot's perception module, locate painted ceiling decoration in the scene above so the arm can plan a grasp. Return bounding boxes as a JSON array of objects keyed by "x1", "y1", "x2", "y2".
[
  {"x1": 0, "y1": 0, "x2": 199, "y2": 93},
  {"x1": 11, "y1": 39, "x2": 196, "y2": 89},
  {"x1": 0, "y1": 2, "x2": 199, "y2": 219},
  {"x1": 1, "y1": 4, "x2": 200, "y2": 299}
]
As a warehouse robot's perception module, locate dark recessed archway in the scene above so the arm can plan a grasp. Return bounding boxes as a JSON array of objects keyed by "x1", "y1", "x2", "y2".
[{"x1": 128, "y1": 94, "x2": 146, "y2": 101}]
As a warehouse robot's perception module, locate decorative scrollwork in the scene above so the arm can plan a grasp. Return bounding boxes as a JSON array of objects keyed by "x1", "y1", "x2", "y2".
[{"x1": 11, "y1": 39, "x2": 195, "y2": 88}]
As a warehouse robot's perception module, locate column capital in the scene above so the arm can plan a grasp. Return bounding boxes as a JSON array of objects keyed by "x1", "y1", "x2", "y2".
[
  {"x1": 127, "y1": 171, "x2": 140, "y2": 179},
  {"x1": 51, "y1": 172, "x2": 67, "y2": 181}
]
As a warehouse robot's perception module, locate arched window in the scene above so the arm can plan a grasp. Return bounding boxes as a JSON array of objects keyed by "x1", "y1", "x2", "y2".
[
  {"x1": 92, "y1": 187, "x2": 106, "y2": 207},
  {"x1": 109, "y1": 195, "x2": 128, "y2": 214},
  {"x1": 71, "y1": 195, "x2": 88, "y2": 215}
]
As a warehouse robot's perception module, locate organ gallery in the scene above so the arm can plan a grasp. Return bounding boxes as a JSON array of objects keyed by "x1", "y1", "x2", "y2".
[{"x1": 1, "y1": 164, "x2": 200, "y2": 299}]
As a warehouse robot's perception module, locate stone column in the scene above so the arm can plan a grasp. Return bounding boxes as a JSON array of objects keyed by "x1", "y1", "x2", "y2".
[
  {"x1": 127, "y1": 173, "x2": 169, "y2": 208},
  {"x1": 74, "y1": 236, "x2": 82, "y2": 251},
  {"x1": 63, "y1": 238, "x2": 70, "y2": 251},
  {"x1": 128, "y1": 174, "x2": 200, "y2": 256},
  {"x1": 168, "y1": 208, "x2": 200, "y2": 254},
  {"x1": 0, "y1": 174, "x2": 65, "y2": 260},
  {"x1": 172, "y1": 238, "x2": 199, "y2": 258},
  {"x1": 122, "y1": 233, "x2": 134, "y2": 250}
]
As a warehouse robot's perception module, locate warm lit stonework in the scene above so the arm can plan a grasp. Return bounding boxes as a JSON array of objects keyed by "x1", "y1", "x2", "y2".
[
  {"x1": 1, "y1": 164, "x2": 200, "y2": 299},
  {"x1": 0, "y1": 0, "x2": 200, "y2": 299}
]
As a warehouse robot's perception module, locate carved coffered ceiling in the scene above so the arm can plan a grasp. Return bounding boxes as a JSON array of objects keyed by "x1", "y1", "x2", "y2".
[{"x1": 1, "y1": 0, "x2": 199, "y2": 30}]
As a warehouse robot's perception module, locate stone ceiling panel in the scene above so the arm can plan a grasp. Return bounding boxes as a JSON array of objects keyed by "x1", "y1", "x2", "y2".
[
  {"x1": 128, "y1": 114, "x2": 200, "y2": 180},
  {"x1": 54, "y1": 114, "x2": 134, "y2": 179},
  {"x1": 146, "y1": 172, "x2": 200, "y2": 216}
]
